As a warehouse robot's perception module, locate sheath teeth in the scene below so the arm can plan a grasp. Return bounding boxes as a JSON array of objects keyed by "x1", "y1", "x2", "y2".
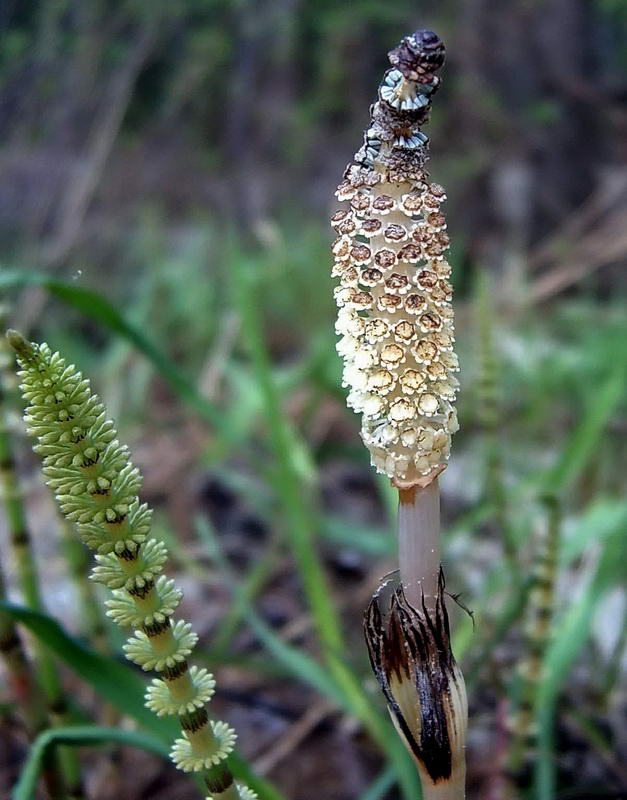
[
  {"x1": 380, "y1": 69, "x2": 433, "y2": 111},
  {"x1": 394, "y1": 132, "x2": 429, "y2": 149}
]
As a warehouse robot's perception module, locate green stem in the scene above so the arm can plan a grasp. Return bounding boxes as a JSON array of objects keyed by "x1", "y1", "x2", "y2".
[
  {"x1": 0, "y1": 606, "x2": 66, "y2": 799},
  {"x1": 510, "y1": 497, "x2": 560, "y2": 777},
  {"x1": 187, "y1": 722, "x2": 220, "y2": 756},
  {"x1": 475, "y1": 272, "x2": 518, "y2": 582},
  {"x1": 167, "y1": 668, "x2": 195, "y2": 703},
  {"x1": 600, "y1": 606, "x2": 627, "y2": 708}
]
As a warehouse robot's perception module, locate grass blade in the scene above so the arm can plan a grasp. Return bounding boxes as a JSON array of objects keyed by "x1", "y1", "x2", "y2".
[
  {"x1": 0, "y1": 602, "x2": 172, "y2": 739},
  {"x1": 14, "y1": 726, "x2": 168, "y2": 800},
  {"x1": 196, "y1": 516, "x2": 345, "y2": 704},
  {"x1": 0, "y1": 270, "x2": 228, "y2": 433},
  {"x1": 544, "y1": 361, "x2": 625, "y2": 493},
  {"x1": 2, "y1": 603, "x2": 285, "y2": 800},
  {"x1": 232, "y1": 261, "x2": 420, "y2": 799},
  {"x1": 534, "y1": 522, "x2": 627, "y2": 798}
]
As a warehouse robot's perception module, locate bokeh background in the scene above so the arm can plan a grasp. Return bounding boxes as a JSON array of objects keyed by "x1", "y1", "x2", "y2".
[{"x1": 1, "y1": 1, "x2": 627, "y2": 799}]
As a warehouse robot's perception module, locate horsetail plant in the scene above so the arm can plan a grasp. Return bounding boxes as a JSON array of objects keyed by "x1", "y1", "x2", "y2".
[
  {"x1": 473, "y1": 274, "x2": 514, "y2": 575},
  {"x1": 1, "y1": 307, "x2": 108, "y2": 658},
  {"x1": 7, "y1": 331, "x2": 257, "y2": 800},
  {"x1": 509, "y1": 497, "x2": 560, "y2": 783},
  {"x1": 332, "y1": 31, "x2": 468, "y2": 798}
]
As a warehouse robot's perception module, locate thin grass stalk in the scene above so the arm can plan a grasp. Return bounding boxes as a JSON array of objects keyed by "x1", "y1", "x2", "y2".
[
  {"x1": 8, "y1": 331, "x2": 257, "y2": 800},
  {"x1": 509, "y1": 496, "x2": 560, "y2": 780},
  {"x1": 0, "y1": 395, "x2": 44, "y2": 614},
  {"x1": 474, "y1": 272, "x2": 516, "y2": 576},
  {"x1": 233, "y1": 264, "x2": 421, "y2": 799},
  {"x1": 600, "y1": 607, "x2": 627, "y2": 709},
  {"x1": 233, "y1": 266, "x2": 345, "y2": 655}
]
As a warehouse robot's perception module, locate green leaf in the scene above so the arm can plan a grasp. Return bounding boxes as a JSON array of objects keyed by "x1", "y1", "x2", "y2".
[
  {"x1": 0, "y1": 602, "x2": 175, "y2": 741},
  {"x1": 0, "y1": 270, "x2": 228, "y2": 433},
  {"x1": 534, "y1": 522, "x2": 627, "y2": 798},
  {"x1": 14, "y1": 725, "x2": 169, "y2": 800},
  {"x1": 322, "y1": 515, "x2": 392, "y2": 556},
  {"x1": 559, "y1": 498, "x2": 627, "y2": 565},
  {"x1": 544, "y1": 361, "x2": 625, "y2": 492},
  {"x1": 233, "y1": 261, "x2": 420, "y2": 800},
  {"x1": 2, "y1": 603, "x2": 286, "y2": 800}
]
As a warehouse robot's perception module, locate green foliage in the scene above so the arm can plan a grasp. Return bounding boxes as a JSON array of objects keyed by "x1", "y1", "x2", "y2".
[
  {"x1": 1, "y1": 0, "x2": 625, "y2": 795},
  {"x1": 535, "y1": 517, "x2": 627, "y2": 797},
  {"x1": 2, "y1": 221, "x2": 626, "y2": 797},
  {"x1": 14, "y1": 726, "x2": 169, "y2": 800},
  {"x1": 9, "y1": 334, "x2": 260, "y2": 798},
  {"x1": 232, "y1": 258, "x2": 422, "y2": 800},
  {"x1": 0, "y1": 271, "x2": 229, "y2": 433},
  {"x1": 0, "y1": 602, "x2": 175, "y2": 739}
]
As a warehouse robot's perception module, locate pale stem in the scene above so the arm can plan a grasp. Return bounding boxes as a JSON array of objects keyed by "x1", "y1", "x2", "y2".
[
  {"x1": 419, "y1": 772, "x2": 467, "y2": 800},
  {"x1": 397, "y1": 478, "x2": 441, "y2": 614}
]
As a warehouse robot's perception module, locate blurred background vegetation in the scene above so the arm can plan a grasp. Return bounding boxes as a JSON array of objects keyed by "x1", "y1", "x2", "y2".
[{"x1": 1, "y1": 1, "x2": 626, "y2": 798}]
